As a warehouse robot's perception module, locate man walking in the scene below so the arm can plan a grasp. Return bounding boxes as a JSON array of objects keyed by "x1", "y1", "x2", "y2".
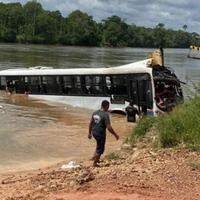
[{"x1": 88, "y1": 100, "x2": 119, "y2": 167}]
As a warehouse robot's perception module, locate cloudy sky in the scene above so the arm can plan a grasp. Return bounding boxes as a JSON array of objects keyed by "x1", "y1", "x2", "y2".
[{"x1": 1, "y1": 0, "x2": 200, "y2": 33}]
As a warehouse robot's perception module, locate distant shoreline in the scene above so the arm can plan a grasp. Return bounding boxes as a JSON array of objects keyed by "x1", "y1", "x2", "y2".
[
  {"x1": 0, "y1": 2, "x2": 199, "y2": 48},
  {"x1": 0, "y1": 42, "x2": 190, "y2": 49}
]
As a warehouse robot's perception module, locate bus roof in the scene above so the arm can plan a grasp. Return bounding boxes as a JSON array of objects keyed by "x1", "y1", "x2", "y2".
[{"x1": 0, "y1": 59, "x2": 152, "y2": 76}]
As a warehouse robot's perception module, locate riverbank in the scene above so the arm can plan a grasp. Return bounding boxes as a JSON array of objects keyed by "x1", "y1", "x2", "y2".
[
  {"x1": 0, "y1": 101, "x2": 199, "y2": 200},
  {"x1": 0, "y1": 140, "x2": 199, "y2": 200},
  {"x1": 0, "y1": 93, "x2": 200, "y2": 199}
]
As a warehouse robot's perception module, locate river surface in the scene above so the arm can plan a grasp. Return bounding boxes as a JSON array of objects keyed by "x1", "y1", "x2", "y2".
[{"x1": 0, "y1": 44, "x2": 199, "y2": 173}]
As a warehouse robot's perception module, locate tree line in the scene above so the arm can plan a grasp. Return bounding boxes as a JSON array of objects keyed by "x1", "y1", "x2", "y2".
[{"x1": 0, "y1": 1, "x2": 200, "y2": 48}]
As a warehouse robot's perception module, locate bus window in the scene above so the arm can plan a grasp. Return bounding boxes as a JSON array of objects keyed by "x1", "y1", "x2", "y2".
[
  {"x1": 91, "y1": 76, "x2": 103, "y2": 95},
  {"x1": 0, "y1": 76, "x2": 6, "y2": 89},
  {"x1": 105, "y1": 76, "x2": 112, "y2": 94},
  {"x1": 28, "y1": 76, "x2": 42, "y2": 93},
  {"x1": 24, "y1": 77, "x2": 28, "y2": 83},
  {"x1": 83, "y1": 76, "x2": 92, "y2": 94},
  {"x1": 14, "y1": 77, "x2": 25, "y2": 93},
  {"x1": 41, "y1": 77, "x2": 48, "y2": 93},
  {"x1": 72, "y1": 76, "x2": 82, "y2": 95},
  {"x1": 106, "y1": 75, "x2": 127, "y2": 96},
  {"x1": 82, "y1": 76, "x2": 103, "y2": 95},
  {"x1": 129, "y1": 80, "x2": 138, "y2": 104},
  {"x1": 23, "y1": 76, "x2": 29, "y2": 94},
  {"x1": 41, "y1": 76, "x2": 59, "y2": 94},
  {"x1": 112, "y1": 75, "x2": 127, "y2": 95},
  {"x1": 62, "y1": 76, "x2": 72, "y2": 94}
]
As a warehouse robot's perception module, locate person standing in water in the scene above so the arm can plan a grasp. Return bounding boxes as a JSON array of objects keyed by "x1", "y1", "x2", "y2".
[
  {"x1": 88, "y1": 100, "x2": 119, "y2": 167},
  {"x1": 125, "y1": 101, "x2": 139, "y2": 122}
]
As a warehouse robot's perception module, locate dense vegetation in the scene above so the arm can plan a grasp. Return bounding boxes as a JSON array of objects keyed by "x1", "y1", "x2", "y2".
[
  {"x1": 0, "y1": 1, "x2": 200, "y2": 47},
  {"x1": 127, "y1": 92, "x2": 200, "y2": 150}
]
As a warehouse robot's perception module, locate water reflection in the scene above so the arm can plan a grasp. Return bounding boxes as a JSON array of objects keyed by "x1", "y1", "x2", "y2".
[{"x1": 0, "y1": 45, "x2": 199, "y2": 85}]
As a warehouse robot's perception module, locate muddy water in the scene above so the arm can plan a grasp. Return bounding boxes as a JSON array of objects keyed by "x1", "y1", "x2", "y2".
[
  {"x1": 0, "y1": 44, "x2": 200, "y2": 173},
  {"x1": 0, "y1": 44, "x2": 200, "y2": 95},
  {"x1": 0, "y1": 91, "x2": 131, "y2": 173}
]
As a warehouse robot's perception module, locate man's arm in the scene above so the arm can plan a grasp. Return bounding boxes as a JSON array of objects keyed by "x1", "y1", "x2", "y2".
[
  {"x1": 104, "y1": 112, "x2": 119, "y2": 140},
  {"x1": 88, "y1": 117, "x2": 93, "y2": 139},
  {"x1": 107, "y1": 124, "x2": 119, "y2": 140}
]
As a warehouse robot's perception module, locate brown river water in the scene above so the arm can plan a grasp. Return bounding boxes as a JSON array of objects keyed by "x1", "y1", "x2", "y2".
[
  {"x1": 0, "y1": 91, "x2": 131, "y2": 173},
  {"x1": 0, "y1": 44, "x2": 199, "y2": 173}
]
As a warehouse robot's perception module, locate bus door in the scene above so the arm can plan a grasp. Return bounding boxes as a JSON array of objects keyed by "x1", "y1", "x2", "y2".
[{"x1": 129, "y1": 75, "x2": 153, "y2": 113}]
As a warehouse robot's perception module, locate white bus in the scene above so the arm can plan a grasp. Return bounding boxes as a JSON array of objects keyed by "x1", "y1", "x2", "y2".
[{"x1": 0, "y1": 57, "x2": 183, "y2": 115}]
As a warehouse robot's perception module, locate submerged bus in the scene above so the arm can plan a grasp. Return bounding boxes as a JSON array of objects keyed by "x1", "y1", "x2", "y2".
[{"x1": 0, "y1": 58, "x2": 183, "y2": 115}]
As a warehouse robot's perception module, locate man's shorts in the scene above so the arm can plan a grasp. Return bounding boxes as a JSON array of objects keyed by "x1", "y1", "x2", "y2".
[{"x1": 92, "y1": 133, "x2": 106, "y2": 155}]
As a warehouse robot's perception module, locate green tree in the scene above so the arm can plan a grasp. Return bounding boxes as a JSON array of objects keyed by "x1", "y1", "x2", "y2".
[
  {"x1": 0, "y1": 1, "x2": 200, "y2": 47},
  {"x1": 0, "y1": 3, "x2": 24, "y2": 42},
  {"x1": 102, "y1": 15, "x2": 129, "y2": 47},
  {"x1": 153, "y1": 23, "x2": 167, "y2": 47},
  {"x1": 174, "y1": 30, "x2": 191, "y2": 48},
  {"x1": 49, "y1": 11, "x2": 64, "y2": 42},
  {"x1": 62, "y1": 10, "x2": 100, "y2": 46},
  {"x1": 190, "y1": 32, "x2": 200, "y2": 46},
  {"x1": 22, "y1": 0, "x2": 43, "y2": 42},
  {"x1": 133, "y1": 27, "x2": 147, "y2": 47},
  {"x1": 126, "y1": 24, "x2": 137, "y2": 47},
  {"x1": 35, "y1": 11, "x2": 58, "y2": 43}
]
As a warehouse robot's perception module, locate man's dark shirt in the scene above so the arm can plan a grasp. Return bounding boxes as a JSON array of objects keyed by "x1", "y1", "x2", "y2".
[{"x1": 91, "y1": 110, "x2": 110, "y2": 137}]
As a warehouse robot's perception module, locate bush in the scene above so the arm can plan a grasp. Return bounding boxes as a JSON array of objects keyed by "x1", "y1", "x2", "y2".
[
  {"x1": 157, "y1": 96, "x2": 200, "y2": 148},
  {"x1": 127, "y1": 94, "x2": 200, "y2": 150},
  {"x1": 134, "y1": 117, "x2": 156, "y2": 137},
  {"x1": 127, "y1": 116, "x2": 156, "y2": 145}
]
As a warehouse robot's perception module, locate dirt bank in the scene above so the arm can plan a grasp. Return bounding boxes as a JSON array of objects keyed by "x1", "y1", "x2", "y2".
[{"x1": 0, "y1": 145, "x2": 199, "y2": 200}]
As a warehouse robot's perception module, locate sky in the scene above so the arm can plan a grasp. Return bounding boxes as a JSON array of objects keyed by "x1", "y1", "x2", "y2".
[{"x1": 1, "y1": 0, "x2": 200, "y2": 33}]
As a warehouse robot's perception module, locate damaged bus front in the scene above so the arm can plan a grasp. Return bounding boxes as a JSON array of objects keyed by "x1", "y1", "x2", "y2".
[{"x1": 153, "y1": 66, "x2": 184, "y2": 114}]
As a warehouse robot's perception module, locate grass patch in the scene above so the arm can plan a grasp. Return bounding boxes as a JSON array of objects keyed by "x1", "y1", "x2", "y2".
[
  {"x1": 157, "y1": 95, "x2": 200, "y2": 148},
  {"x1": 126, "y1": 116, "x2": 156, "y2": 145},
  {"x1": 106, "y1": 152, "x2": 120, "y2": 161},
  {"x1": 127, "y1": 94, "x2": 200, "y2": 150},
  {"x1": 134, "y1": 117, "x2": 156, "y2": 137},
  {"x1": 188, "y1": 161, "x2": 200, "y2": 170},
  {"x1": 187, "y1": 144, "x2": 200, "y2": 152}
]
